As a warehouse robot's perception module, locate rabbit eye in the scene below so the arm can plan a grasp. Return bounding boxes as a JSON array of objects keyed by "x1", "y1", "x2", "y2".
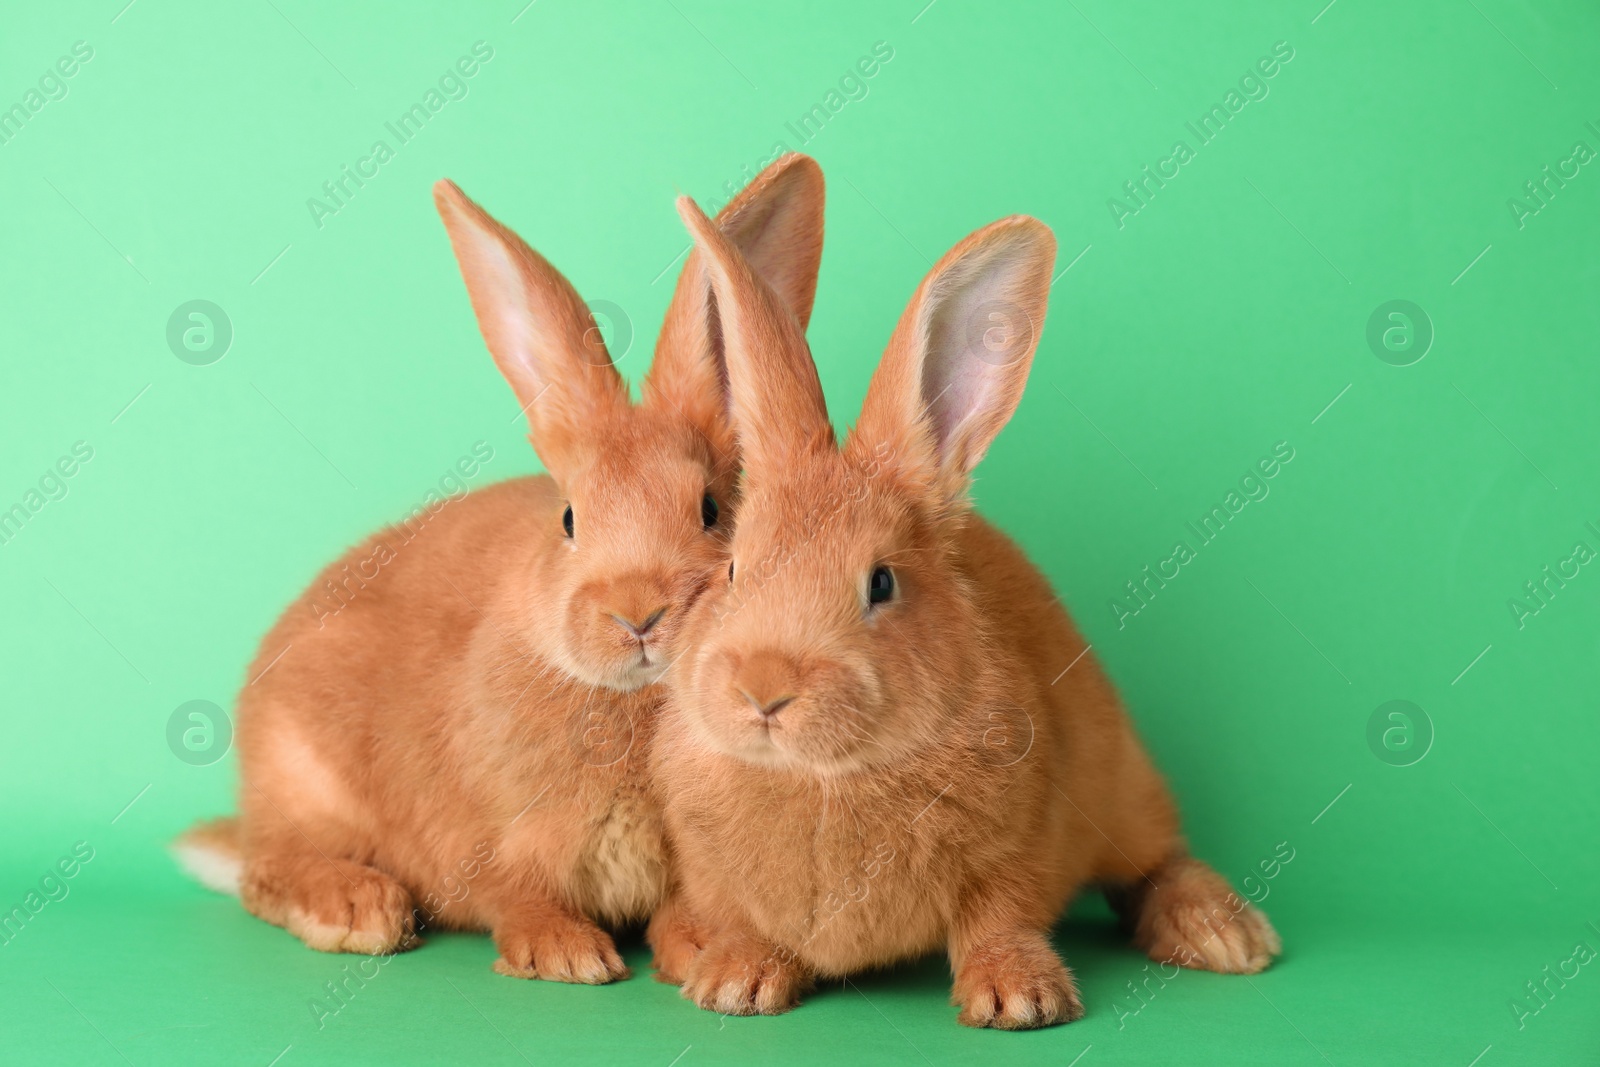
[
  {"x1": 868, "y1": 566, "x2": 894, "y2": 606},
  {"x1": 701, "y1": 493, "x2": 719, "y2": 529},
  {"x1": 727, "y1": 561, "x2": 735, "y2": 583},
  {"x1": 562, "y1": 505, "x2": 574, "y2": 538}
]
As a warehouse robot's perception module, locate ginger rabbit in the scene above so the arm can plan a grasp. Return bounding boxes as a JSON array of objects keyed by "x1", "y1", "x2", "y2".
[
  {"x1": 175, "y1": 155, "x2": 825, "y2": 982},
  {"x1": 649, "y1": 196, "x2": 1279, "y2": 1026}
]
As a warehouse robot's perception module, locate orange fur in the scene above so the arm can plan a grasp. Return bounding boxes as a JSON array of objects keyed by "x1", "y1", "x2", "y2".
[
  {"x1": 174, "y1": 156, "x2": 827, "y2": 982},
  {"x1": 650, "y1": 198, "x2": 1280, "y2": 1027}
]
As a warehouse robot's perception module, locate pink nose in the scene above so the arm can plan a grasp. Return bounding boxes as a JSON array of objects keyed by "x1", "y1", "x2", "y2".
[
  {"x1": 739, "y1": 690, "x2": 795, "y2": 720},
  {"x1": 732, "y1": 648, "x2": 802, "y2": 720},
  {"x1": 610, "y1": 607, "x2": 665, "y2": 638}
]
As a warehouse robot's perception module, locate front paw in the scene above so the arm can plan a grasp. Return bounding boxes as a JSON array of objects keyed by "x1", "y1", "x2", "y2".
[
  {"x1": 1131, "y1": 857, "x2": 1283, "y2": 975},
  {"x1": 681, "y1": 933, "x2": 811, "y2": 1015},
  {"x1": 953, "y1": 934, "x2": 1083, "y2": 1030},
  {"x1": 491, "y1": 908, "x2": 629, "y2": 984},
  {"x1": 646, "y1": 898, "x2": 705, "y2": 986},
  {"x1": 243, "y1": 858, "x2": 416, "y2": 956}
]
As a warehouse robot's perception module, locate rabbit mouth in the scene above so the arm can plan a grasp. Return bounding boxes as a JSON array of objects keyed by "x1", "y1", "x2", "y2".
[
  {"x1": 635, "y1": 647, "x2": 664, "y2": 676},
  {"x1": 703, "y1": 709, "x2": 872, "y2": 775},
  {"x1": 722, "y1": 732, "x2": 877, "y2": 777},
  {"x1": 607, "y1": 646, "x2": 667, "y2": 692}
]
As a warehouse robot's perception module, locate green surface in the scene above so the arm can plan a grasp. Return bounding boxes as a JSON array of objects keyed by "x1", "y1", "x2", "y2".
[{"x1": 2, "y1": 1, "x2": 1597, "y2": 1063}]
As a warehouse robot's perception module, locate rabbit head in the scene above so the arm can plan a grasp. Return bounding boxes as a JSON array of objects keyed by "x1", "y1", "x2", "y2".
[
  {"x1": 668, "y1": 196, "x2": 1055, "y2": 771},
  {"x1": 433, "y1": 156, "x2": 824, "y2": 691}
]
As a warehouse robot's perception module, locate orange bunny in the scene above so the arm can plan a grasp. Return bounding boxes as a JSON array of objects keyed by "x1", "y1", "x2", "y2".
[
  {"x1": 174, "y1": 155, "x2": 825, "y2": 982},
  {"x1": 649, "y1": 196, "x2": 1280, "y2": 1026}
]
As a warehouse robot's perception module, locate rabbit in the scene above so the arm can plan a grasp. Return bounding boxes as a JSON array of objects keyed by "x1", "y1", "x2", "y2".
[
  {"x1": 645, "y1": 196, "x2": 1281, "y2": 1027},
  {"x1": 172, "y1": 153, "x2": 826, "y2": 983}
]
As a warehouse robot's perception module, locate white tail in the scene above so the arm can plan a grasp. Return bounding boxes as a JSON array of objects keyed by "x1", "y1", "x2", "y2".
[{"x1": 171, "y1": 817, "x2": 242, "y2": 896}]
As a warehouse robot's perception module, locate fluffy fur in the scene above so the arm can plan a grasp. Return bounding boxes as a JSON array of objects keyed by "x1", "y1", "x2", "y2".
[
  {"x1": 648, "y1": 198, "x2": 1280, "y2": 1027},
  {"x1": 172, "y1": 155, "x2": 827, "y2": 982}
]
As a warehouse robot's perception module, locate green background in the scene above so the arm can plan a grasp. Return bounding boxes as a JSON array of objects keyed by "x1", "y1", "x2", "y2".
[{"x1": 2, "y1": 0, "x2": 1596, "y2": 1063}]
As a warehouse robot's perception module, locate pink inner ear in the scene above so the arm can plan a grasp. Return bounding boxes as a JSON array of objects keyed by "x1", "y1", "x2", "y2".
[
  {"x1": 448, "y1": 206, "x2": 553, "y2": 402},
  {"x1": 916, "y1": 245, "x2": 1039, "y2": 464},
  {"x1": 702, "y1": 284, "x2": 730, "y2": 414},
  {"x1": 483, "y1": 260, "x2": 545, "y2": 391}
]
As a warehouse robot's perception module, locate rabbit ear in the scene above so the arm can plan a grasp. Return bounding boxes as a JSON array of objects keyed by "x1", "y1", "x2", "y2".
[
  {"x1": 674, "y1": 195, "x2": 833, "y2": 473},
  {"x1": 434, "y1": 180, "x2": 628, "y2": 470},
  {"x1": 645, "y1": 154, "x2": 825, "y2": 467},
  {"x1": 850, "y1": 216, "x2": 1056, "y2": 502}
]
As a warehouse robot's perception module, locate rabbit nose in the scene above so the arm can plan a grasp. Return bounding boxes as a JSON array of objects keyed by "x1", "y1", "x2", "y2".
[
  {"x1": 610, "y1": 607, "x2": 666, "y2": 638},
  {"x1": 739, "y1": 689, "x2": 795, "y2": 720},
  {"x1": 733, "y1": 649, "x2": 802, "y2": 718}
]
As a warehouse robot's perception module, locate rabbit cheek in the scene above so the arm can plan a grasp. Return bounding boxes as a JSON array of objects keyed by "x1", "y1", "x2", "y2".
[
  {"x1": 676, "y1": 648, "x2": 786, "y2": 764},
  {"x1": 778, "y1": 658, "x2": 888, "y2": 773}
]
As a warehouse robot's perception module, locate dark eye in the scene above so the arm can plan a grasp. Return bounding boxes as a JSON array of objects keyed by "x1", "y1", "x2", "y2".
[
  {"x1": 702, "y1": 494, "x2": 719, "y2": 529},
  {"x1": 562, "y1": 504, "x2": 574, "y2": 538},
  {"x1": 727, "y1": 560, "x2": 735, "y2": 583},
  {"x1": 868, "y1": 566, "x2": 894, "y2": 606}
]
